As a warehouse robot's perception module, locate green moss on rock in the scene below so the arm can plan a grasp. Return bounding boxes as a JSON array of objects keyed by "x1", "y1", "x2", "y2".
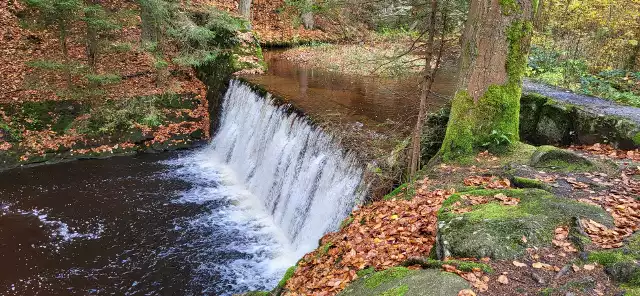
[
  {"x1": 380, "y1": 285, "x2": 408, "y2": 296},
  {"x1": 384, "y1": 183, "x2": 411, "y2": 200},
  {"x1": 365, "y1": 267, "x2": 413, "y2": 289},
  {"x1": 357, "y1": 267, "x2": 376, "y2": 278},
  {"x1": 278, "y1": 266, "x2": 296, "y2": 289},
  {"x1": 339, "y1": 269, "x2": 469, "y2": 296},
  {"x1": 530, "y1": 145, "x2": 617, "y2": 173},
  {"x1": 340, "y1": 216, "x2": 355, "y2": 229},
  {"x1": 634, "y1": 132, "x2": 640, "y2": 146},
  {"x1": 512, "y1": 176, "x2": 549, "y2": 190},
  {"x1": 437, "y1": 189, "x2": 612, "y2": 259},
  {"x1": 587, "y1": 233, "x2": 640, "y2": 288}
]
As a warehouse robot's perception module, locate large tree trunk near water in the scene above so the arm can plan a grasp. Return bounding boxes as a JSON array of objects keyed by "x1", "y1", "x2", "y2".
[
  {"x1": 238, "y1": 0, "x2": 252, "y2": 20},
  {"x1": 438, "y1": 0, "x2": 535, "y2": 161}
]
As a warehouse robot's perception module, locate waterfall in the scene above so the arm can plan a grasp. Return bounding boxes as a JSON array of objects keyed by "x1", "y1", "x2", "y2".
[{"x1": 210, "y1": 80, "x2": 365, "y2": 251}]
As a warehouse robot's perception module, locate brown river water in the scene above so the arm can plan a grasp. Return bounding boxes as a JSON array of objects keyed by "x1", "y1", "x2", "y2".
[{"x1": 243, "y1": 50, "x2": 457, "y2": 139}]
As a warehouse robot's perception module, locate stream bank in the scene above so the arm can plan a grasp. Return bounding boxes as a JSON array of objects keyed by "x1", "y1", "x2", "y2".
[
  {"x1": 0, "y1": 3, "x2": 265, "y2": 172},
  {"x1": 272, "y1": 142, "x2": 640, "y2": 296}
]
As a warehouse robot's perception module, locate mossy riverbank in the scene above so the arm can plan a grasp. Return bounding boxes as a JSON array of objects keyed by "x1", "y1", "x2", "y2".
[
  {"x1": 0, "y1": 93, "x2": 209, "y2": 171},
  {"x1": 0, "y1": 1, "x2": 267, "y2": 172},
  {"x1": 263, "y1": 140, "x2": 640, "y2": 296}
]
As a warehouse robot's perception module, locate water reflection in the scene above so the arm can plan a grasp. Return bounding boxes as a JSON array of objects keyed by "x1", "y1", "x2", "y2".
[{"x1": 243, "y1": 50, "x2": 456, "y2": 134}]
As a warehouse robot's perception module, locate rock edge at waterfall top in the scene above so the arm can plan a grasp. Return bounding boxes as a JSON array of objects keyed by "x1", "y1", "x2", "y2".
[
  {"x1": 523, "y1": 80, "x2": 640, "y2": 125},
  {"x1": 262, "y1": 143, "x2": 640, "y2": 296}
]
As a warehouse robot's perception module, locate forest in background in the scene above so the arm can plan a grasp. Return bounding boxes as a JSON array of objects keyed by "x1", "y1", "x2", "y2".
[
  {"x1": 272, "y1": 0, "x2": 640, "y2": 107},
  {"x1": 3, "y1": 0, "x2": 640, "y2": 105}
]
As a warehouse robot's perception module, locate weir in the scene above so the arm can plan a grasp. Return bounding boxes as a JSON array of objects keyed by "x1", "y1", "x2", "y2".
[{"x1": 210, "y1": 80, "x2": 365, "y2": 250}]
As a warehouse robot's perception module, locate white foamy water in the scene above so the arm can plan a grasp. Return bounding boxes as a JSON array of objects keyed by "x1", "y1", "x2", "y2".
[
  {"x1": 214, "y1": 81, "x2": 364, "y2": 249},
  {"x1": 166, "y1": 80, "x2": 365, "y2": 293}
]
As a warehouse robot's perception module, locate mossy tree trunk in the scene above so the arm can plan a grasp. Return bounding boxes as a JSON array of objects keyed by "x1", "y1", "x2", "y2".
[{"x1": 438, "y1": 0, "x2": 535, "y2": 161}]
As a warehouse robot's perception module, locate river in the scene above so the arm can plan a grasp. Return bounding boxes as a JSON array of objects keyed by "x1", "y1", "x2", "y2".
[{"x1": 0, "y1": 80, "x2": 364, "y2": 295}]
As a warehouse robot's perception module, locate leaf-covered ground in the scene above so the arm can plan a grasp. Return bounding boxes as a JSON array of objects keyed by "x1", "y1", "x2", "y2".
[
  {"x1": 193, "y1": 0, "x2": 338, "y2": 45},
  {"x1": 280, "y1": 144, "x2": 640, "y2": 296},
  {"x1": 0, "y1": 1, "x2": 206, "y2": 104},
  {"x1": 0, "y1": 1, "x2": 211, "y2": 169}
]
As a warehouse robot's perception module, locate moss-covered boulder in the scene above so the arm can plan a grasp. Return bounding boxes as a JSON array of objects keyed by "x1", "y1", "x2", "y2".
[
  {"x1": 530, "y1": 145, "x2": 617, "y2": 173},
  {"x1": 338, "y1": 267, "x2": 469, "y2": 296},
  {"x1": 436, "y1": 189, "x2": 613, "y2": 259},
  {"x1": 530, "y1": 146, "x2": 595, "y2": 171},
  {"x1": 588, "y1": 233, "x2": 640, "y2": 289}
]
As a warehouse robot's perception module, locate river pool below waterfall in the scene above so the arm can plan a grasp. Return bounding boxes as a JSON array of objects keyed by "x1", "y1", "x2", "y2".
[{"x1": 0, "y1": 152, "x2": 294, "y2": 295}]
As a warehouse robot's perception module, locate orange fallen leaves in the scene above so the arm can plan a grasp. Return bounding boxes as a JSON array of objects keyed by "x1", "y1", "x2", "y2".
[
  {"x1": 458, "y1": 289, "x2": 477, "y2": 296},
  {"x1": 0, "y1": 141, "x2": 11, "y2": 151},
  {"x1": 285, "y1": 183, "x2": 455, "y2": 295},
  {"x1": 512, "y1": 261, "x2": 527, "y2": 267},
  {"x1": 531, "y1": 262, "x2": 558, "y2": 271},
  {"x1": 463, "y1": 175, "x2": 511, "y2": 189},
  {"x1": 497, "y1": 274, "x2": 509, "y2": 284},
  {"x1": 552, "y1": 227, "x2": 578, "y2": 253},
  {"x1": 476, "y1": 150, "x2": 498, "y2": 162},
  {"x1": 459, "y1": 269, "x2": 489, "y2": 292},
  {"x1": 579, "y1": 169, "x2": 640, "y2": 248},
  {"x1": 571, "y1": 143, "x2": 640, "y2": 162},
  {"x1": 582, "y1": 219, "x2": 625, "y2": 249}
]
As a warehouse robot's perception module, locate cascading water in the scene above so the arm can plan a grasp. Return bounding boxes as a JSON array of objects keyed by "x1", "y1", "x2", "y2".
[
  {"x1": 212, "y1": 80, "x2": 365, "y2": 249},
  {"x1": 0, "y1": 80, "x2": 365, "y2": 296},
  {"x1": 167, "y1": 80, "x2": 366, "y2": 292}
]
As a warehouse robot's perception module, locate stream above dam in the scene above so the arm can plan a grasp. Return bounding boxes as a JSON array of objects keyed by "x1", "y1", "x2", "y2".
[{"x1": 242, "y1": 50, "x2": 456, "y2": 162}]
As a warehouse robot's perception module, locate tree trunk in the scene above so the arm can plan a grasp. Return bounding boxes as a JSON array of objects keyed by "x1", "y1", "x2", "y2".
[
  {"x1": 627, "y1": 42, "x2": 640, "y2": 71},
  {"x1": 409, "y1": 0, "x2": 438, "y2": 176},
  {"x1": 626, "y1": 20, "x2": 640, "y2": 71},
  {"x1": 85, "y1": 1, "x2": 98, "y2": 71},
  {"x1": 302, "y1": 0, "x2": 314, "y2": 30},
  {"x1": 238, "y1": 0, "x2": 252, "y2": 20},
  {"x1": 139, "y1": 0, "x2": 159, "y2": 43},
  {"x1": 438, "y1": 0, "x2": 535, "y2": 160},
  {"x1": 60, "y1": 28, "x2": 72, "y2": 88}
]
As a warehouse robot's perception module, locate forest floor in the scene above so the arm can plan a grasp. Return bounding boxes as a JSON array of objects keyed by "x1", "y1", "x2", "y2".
[
  {"x1": 0, "y1": 0, "x2": 343, "y2": 170},
  {"x1": 275, "y1": 37, "x2": 460, "y2": 77},
  {"x1": 202, "y1": 0, "x2": 342, "y2": 45},
  {"x1": 0, "y1": 1, "x2": 211, "y2": 170},
  {"x1": 281, "y1": 143, "x2": 640, "y2": 296}
]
